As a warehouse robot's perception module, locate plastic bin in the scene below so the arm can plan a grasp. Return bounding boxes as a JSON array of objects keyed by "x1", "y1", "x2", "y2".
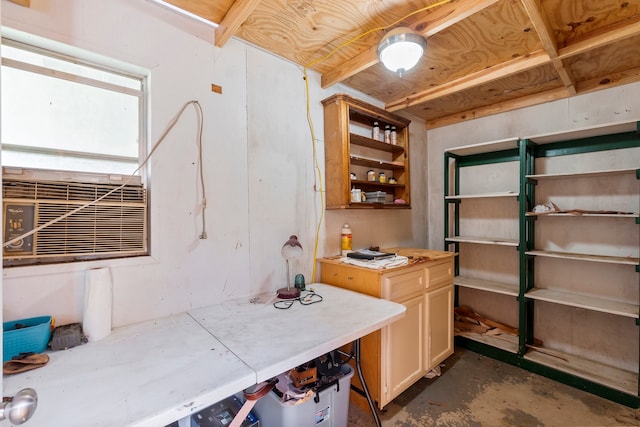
[
  {"x1": 253, "y1": 364, "x2": 354, "y2": 427},
  {"x1": 364, "y1": 191, "x2": 386, "y2": 203},
  {"x1": 166, "y1": 394, "x2": 259, "y2": 427},
  {"x1": 3, "y1": 316, "x2": 52, "y2": 362}
]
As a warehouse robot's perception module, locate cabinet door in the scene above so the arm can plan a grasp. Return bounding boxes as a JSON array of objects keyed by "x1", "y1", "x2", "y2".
[
  {"x1": 425, "y1": 285, "x2": 454, "y2": 370},
  {"x1": 380, "y1": 294, "x2": 424, "y2": 407}
]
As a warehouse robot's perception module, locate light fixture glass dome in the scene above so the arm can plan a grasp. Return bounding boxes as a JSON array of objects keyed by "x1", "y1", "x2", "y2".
[{"x1": 377, "y1": 27, "x2": 427, "y2": 77}]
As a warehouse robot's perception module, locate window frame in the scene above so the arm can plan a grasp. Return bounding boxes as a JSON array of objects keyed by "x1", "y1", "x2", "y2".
[{"x1": 1, "y1": 32, "x2": 151, "y2": 267}]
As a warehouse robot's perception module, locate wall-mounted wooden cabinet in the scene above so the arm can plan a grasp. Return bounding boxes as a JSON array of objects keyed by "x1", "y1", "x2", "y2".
[{"x1": 322, "y1": 94, "x2": 411, "y2": 209}]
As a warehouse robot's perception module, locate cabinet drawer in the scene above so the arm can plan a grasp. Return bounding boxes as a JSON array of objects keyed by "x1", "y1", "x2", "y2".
[
  {"x1": 320, "y1": 263, "x2": 381, "y2": 297},
  {"x1": 425, "y1": 260, "x2": 453, "y2": 290},
  {"x1": 382, "y1": 269, "x2": 424, "y2": 302}
]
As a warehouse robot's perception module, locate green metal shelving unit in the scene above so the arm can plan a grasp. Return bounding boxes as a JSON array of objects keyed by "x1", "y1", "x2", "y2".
[{"x1": 444, "y1": 121, "x2": 640, "y2": 408}]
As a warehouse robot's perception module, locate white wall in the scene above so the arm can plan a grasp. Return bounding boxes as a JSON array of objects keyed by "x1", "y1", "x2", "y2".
[{"x1": 1, "y1": 0, "x2": 428, "y2": 329}]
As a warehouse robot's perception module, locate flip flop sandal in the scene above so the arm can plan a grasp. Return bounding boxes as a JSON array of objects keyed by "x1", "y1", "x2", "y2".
[{"x1": 3, "y1": 353, "x2": 49, "y2": 375}]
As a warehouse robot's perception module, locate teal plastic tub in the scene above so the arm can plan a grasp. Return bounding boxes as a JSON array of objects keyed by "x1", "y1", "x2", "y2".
[{"x1": 3, "y1": 316, "x2": 52, "y2": 362}]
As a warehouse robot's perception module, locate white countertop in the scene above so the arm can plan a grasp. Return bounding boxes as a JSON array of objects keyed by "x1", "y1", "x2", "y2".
[{"x1": 3, "y1": 283, "x2": 405, "y2": 427}]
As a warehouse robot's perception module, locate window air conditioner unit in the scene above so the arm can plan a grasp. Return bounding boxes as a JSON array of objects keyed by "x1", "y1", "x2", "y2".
[{"x1": 2, "y1": 168, "x2": 147, "y2": 265}]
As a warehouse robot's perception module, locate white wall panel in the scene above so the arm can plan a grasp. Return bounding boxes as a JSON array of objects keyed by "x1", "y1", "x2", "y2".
[{"x1": 1, "y1": 0, "x2": 427, "y2": 329}]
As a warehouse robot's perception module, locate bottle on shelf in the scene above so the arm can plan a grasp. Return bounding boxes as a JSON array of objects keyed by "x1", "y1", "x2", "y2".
[
  {"x1": 379, "y1": 172, "x2": 386, "y2": 183},
  {"x1": 384, "y1": 124, "x2": 391, "y2": 144},
  {"x1": 372, "y1": 121, "x2": 380, "y2": 141},
  {"x1": 341, "y1": 223, "x2": 352, "y2": 256},
  {"x1": 390, "y1": 126, "x2": 397, "y2": 145},
  {"x1": 351, "y1": 188, "x2": 362, "y2": 202}
]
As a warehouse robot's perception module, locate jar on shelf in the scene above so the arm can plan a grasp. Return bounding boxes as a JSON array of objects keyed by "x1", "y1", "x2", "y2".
[
  {"x1": 372, "y1": 121, "x2": 380, "y2": 141},
  {"x1": 388, "y1": 177, "x2": 397, "y2": 184},
  {"x1": 390, "y1": 126, "x2": 397, "y2": 145},
  {"x1": 384, "y1": 125, "x2": 391, "y2": 144},
  {"x1": 367, "y1": 170, "x2": 376, "y2": 181},
  {"x1": 351, "y1": 188, "x2": 362, "y2": 202},
  {"x1": 379, "y1": 172, "x2": 386, "y2": 183}
]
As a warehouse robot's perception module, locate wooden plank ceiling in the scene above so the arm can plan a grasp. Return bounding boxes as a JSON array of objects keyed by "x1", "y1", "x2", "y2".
[{"x1": 78, "y1": 1, "x2": 640, "y2": 127}]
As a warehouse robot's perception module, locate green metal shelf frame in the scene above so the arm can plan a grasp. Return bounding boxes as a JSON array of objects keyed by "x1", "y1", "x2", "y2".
[
  {"x1": 445, "y1": 122, "x2": 640, "y2": 408},
  {"x1": 444, "y1": 147, "x2": 520, "y2": 306}
]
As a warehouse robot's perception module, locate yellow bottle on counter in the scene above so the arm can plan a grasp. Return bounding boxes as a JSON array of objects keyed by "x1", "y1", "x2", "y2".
[{"x1": 341, "y1": 223, "x2": 352, "y2": 256}]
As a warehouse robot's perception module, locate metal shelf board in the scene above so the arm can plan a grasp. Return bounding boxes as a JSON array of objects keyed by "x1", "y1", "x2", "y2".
[
  {"x1": 446, "y1": 191, "x2": 518, "y2": 200},
  {"x1": 446, "y1": 236, "x2": 519, "y2": 247},
  {"x1": 526, "y1": 212, "x2": 639, "y2": 218},
  {"x1": 526, "y1": 288, "x2": 639, "y2": 318},
  {"x1": 456, "y1": 331, "x2": 519, "y2": 354},
  {"x1": 524, "y1": 348, "x2": 638, "y2": 398},
  {"x1": 524, "y1": 121, "x2": 638, "y2": 145},
  {"x1": 456, "y1": 335, "x2": 640, "y2": 408},
  {"x1": 445, "y1": 137, "x2": 520, "y2": 157},
  {"x1": 527, "y1": 167, "x2": 638, "y2": 180},
  {"x1": 526, "y1": 250, "x2": 640, "y2": 266},
  {"x1": 455, "y1": 276, "x2": 519, "y2": 296}
]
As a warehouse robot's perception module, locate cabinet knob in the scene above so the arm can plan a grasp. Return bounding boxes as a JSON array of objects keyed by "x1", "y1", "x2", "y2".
[{"x1": 347, "y1": 276, "x2": 354, "y2": 280}]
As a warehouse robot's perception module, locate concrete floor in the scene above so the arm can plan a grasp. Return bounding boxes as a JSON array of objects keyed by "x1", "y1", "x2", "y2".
[{"x1": 347, "y1": 347, "x2": 640, "y2": 427}]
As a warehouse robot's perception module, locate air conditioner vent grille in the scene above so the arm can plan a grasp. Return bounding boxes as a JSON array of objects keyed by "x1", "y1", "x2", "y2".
[
  {"x1": 3, "y1": 179, "x2": 146, "y2": 203},
  {"x1": 3, "y1": 179, "x2": 147, "y2": 263}
]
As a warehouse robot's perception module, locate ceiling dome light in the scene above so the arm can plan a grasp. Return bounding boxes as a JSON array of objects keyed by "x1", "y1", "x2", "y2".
[{"x1": 377, "y1": 27, "x2": 427, "y2": 77}]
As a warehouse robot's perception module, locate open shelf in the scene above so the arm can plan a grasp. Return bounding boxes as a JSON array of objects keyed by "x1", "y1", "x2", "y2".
[
  {"x1": 455, "y1": 331, "x2": 518, "y2": 354},
  {"x1": 323, "y1": 94, "x2": 411, "y2": 209},
  {"x1": 350, "y1": 155, "x2": 405, "y2": 170},
  {"x1": 350, "y1": 133, "x2": 405, "y2": 154},
  {"x1": 350, "y1": 179, "x2": 405, "y2": 189},
  {"x1": 526, "y1": 250, "x2": 639, "y2": 266},
  {"x1": 527, "y1": 167, "x2": 638, "y2": 181},
  {"x1": 526, "y1": 288, "x2": 639, "y2": 318},
  {"x1": 446, "y1": 191, "x2": 518, "y2": 200},
  {"x1": 446, "y1": 137, "x2": 519, "y2": 157},
  {"x1": 346, "y1": 201, "x2": 410, "y2": 209},
  {"x1": 526, "y1": 120, "x2": 639, "y2": 145},
  {"x1": 455, "y1": 276, "x2": 519, "y2": 296},
  {"x1": 526, "y1": 212, "x2": 639, "y2": 218},
  {"x1": 524, "y1": 348, "x2": 638, "y2": 397},
  {"x1": 446, "y1": 236, "x2": 519, "y2": 247}
]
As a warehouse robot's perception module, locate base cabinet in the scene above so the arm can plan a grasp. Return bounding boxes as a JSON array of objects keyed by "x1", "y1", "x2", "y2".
[
  {"x1": 426, "y1": 285, "x2": 454, "y2": 369},
  {"x1": 382, "y1": 293, "x2": 424, "y2": 405},
  {"x1": 318, "y1": 249, "x2": 454, "y2": 410}
]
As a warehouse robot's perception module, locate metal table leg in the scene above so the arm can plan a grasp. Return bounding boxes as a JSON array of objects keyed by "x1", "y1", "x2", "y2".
[{"x1": 354, "y1": 338, "x2": 381, "y2": 427}]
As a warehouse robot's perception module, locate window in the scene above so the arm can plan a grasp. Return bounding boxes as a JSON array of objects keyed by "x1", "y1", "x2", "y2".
[{"x1": 1, "y1": 38, "x2": 148, "y2": 267}]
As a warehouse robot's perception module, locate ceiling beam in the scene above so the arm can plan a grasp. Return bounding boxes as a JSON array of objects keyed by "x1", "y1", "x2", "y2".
[
  {"x1": 215, "y1": 0, "x2": 263, "y2": 47},
  {"x1": 575, "y1": 64, "x2": 640, "y2": 96},
  {"x1": 320, "y1": 0, "x2": 500, "y2": 88},
  {"x1": 426, "y1": 87, "x2": 567, "y2": 129},
  {"x1": 8, "y1": 0, "x2": 30, "y2": 6},
  {"x1": 557, "y1": 17, "x2": 640, "y2": 58},
  {"x1": 386, "y1": 50, "x2": 550, "y2": 111},
  {"x1": 427, "y1": 62, "x2": 640, "y2": 129},
  {"x1": 388, "y1": 16, "x2": 640, "y2": 112},
  {"x1": 519, "y1": 0, "x2": 576, "y2": 95}
]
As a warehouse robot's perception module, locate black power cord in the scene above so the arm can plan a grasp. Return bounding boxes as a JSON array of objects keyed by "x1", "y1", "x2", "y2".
[{"x1": 273, "y1": 290, "x2": 323, "y2": 309}]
